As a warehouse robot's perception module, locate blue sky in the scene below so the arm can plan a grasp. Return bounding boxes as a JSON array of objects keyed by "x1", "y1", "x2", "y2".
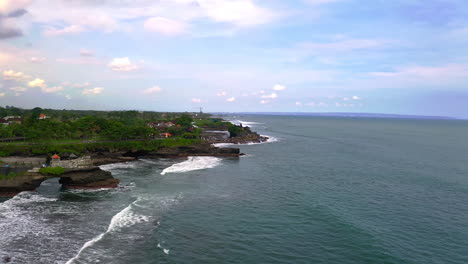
[{"x1": 1, "y1": 0, "x2": 468, "y2": 118}]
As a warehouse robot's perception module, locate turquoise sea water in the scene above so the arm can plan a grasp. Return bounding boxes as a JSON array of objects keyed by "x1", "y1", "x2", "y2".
[{"x1": 1, "y1": 116, "x2": 468, "y2": 263}]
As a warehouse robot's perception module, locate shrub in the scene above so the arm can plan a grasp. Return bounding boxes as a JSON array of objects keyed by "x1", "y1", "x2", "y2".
[{"x1": 39, "y1": 166, "x2": 65, "y2": 176}]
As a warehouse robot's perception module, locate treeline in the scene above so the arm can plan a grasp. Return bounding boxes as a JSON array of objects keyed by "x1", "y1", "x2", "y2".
[
  {"x1": 0, "y1": 107, "x2": 203, "y2": 141},
  {"x1": 0, "y1": 138, "x2": 200, "y2": 157},
  {"x1": 0, "y1": 106, "x2": 207, "y2": 121}
]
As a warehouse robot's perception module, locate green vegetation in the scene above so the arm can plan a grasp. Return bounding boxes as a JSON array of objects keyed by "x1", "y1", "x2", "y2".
[
  {"x1": 228, "y1": 124, "x2": 243, "y2": 137},
  {"x1": 0, "y1": 172, "x2": 18, "y2": 180},
  {"x1": 0, "y1": 106, "x2": 205, "y2": 142},
  {"x1": 39, "y1": 167, "x2": 65, "y2": 176},
  {"x1": 194, "y1": 118, "x2": 231, "y2": 129},
  {"x1": 0, "y1": 107, "x2": 219, "y2": 157},
  {"x1": 0, "y1": 138, "x2": 201, "y2": 156}
]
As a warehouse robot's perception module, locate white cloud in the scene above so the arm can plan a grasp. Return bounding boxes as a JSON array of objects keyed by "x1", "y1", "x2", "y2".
[
  {"x1": 43, "y1": 25, "x2": 86, "y2": 36},
  {"x1": 226, "y1": 97, "x2": 236, "y2": 102},
  {"x1": 295, "y1": 101, "x2": 302, "y2": 106},
  {"x1": 261, "y1": 92, "x2": 278, "y2": 99},
  {"x1": 272, "y1": 84, "x2": 286, "y2": 91},
  {"x1": 27, "y1": 0, "x2": 276, "y2": 38},
  {"x1": 192, "y1": 98, "x2": 202, "y2": 103},
  {"x1": 144, "y1": 17, "x2": 186, "y2": 36},
  {"x1": 30, "y1": 57, "x2": 46, "y2": 63},
  {"x1": 260, "y1": 100, "x2": 269, "y2": 104},
  {"x1": 0, "y1": 92, "x2": 5, "y2": 97},
  {"x1": 65, "y1": 94, "x2": 72, "y2": 100},
  {"x1": 217, "y1": 91, "x2": 227, "y2": 96},
  {"x1": 352, "y1": 96, "x2": 361, "y2": 100},
  {"x1": 9, "y1": 86, "x2": 27, "y2": 92},
  {"x1": 108, "y1": 57, "x2": 139, "y2": 72},
  {"x1": 3, "y1": 70, "x2": 30, "y2": 81},
  {"x1": 82, "y1": 87, "x2": 104, "y2": 95},
  {"x1": 143, "y1": 86, "x2": 162, "y2": 94},
  {"x1": 343, "y1": 97, "x2": 350, "y2": 101},
  {"x1": 197, "y1": 0, "x2": 276, "y2": 27},
  {"x1": 80, "y1": 49, "x2": 94, "y2": 57},
  {"x1": 41, "y1": 86, "x2": 63, "y2": 93},
  {"x1": 28, "y1": 78, "x2": 46, "y2": 88}
]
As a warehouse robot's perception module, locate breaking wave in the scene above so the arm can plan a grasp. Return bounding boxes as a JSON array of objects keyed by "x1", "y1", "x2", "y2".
[
  {"x1": 65, "y1": 199, "x2": 149, "y2": 264},
  {"x1": 99, "y1": 162, "x2": 137, "y2": 171},
  {"x1": 212, "y1": 135, "x2": 279, "y2": 148},
  {"x1": 160, "y1": 157, "x2": 222, "y2": 175},
  {"x1": 229, "y1": 120, "x2": 262, "y2": 127}
]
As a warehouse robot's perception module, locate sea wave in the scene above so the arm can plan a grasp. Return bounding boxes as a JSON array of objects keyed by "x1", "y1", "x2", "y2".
[
  {"x1": 229, "y1": 120, "x2": 262, "y2": 127},
  {"x1": 158, "y1": 243, "x2": 170, "y2": 255},
  {"x1": 99, "y1": 162, "x2": 137, "y2": 171},
  {"x1": 0, "y1": 192, "x2": 58, "y2": 262},
  {"x1": 0, "y1": 192, "x2": 57, "y2": 208},
  {"x1": 65, "y1": 199, "x2": 149, "y2": 264},
  {"x1": 212, "y1": 135, "x2": 279, "y2": 148},
  {"x1": 160, "y1": 156, "x2": 222, "y2": 175}
]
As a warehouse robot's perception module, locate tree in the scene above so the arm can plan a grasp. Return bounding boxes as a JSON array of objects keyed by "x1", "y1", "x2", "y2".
[{"x1": 175, "y1": 114, "x2": 193, "y2": 127}]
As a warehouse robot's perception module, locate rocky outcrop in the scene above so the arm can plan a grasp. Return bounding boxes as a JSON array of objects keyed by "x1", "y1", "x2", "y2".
[
  {"x1": 224, "y1": 133, "x2": 268, "y2": 144},
  {"x1": 0, "y1": 173, "x2": 46, "y2": 197},
  {"x1": 0, "y1": 167, "x2": 119, "y2": 197},
  {"x1": 90, "y1": 152, "x2": 137, "y2": 166},
  {"x1": 59, "y1": 167, "x2": 120, "y2": 189},
  {"x1": 147, "y1": 143, "x2": 240, "y2": 158},
  {"x1": 207, "y1": 129, "x2": 268, "y2": 144}
]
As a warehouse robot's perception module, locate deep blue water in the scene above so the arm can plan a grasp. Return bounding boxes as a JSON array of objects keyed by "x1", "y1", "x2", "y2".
[{"x1": 1, "y1": 116, "x2": 468, "y2": 264}]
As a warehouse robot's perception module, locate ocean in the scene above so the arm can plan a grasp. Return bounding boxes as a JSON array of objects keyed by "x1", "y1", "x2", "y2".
[{"x1": 1, "y1": 115, "x2": 468, "y2": 264}]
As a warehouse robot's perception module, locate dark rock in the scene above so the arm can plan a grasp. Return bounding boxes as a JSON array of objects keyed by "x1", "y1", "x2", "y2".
[
  {"x1": 59, "y1": 167, "x2": 120, "y2": 189},
  {"x1": 148, "y1": 143, "x2": 240, "y2": 158},
  {"x1": 0, "y1": 167, "x2": 119, "y2": 197}
]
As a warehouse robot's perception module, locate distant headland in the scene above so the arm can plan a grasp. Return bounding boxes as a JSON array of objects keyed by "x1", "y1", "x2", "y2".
[{"x1": 214, "y1": 112, "x2": 457, "y2": 120}]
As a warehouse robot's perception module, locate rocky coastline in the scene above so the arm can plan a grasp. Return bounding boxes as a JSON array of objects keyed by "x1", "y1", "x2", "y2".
[{"x1": 0, "y1": 121, "x2": 267, "y2": 198}]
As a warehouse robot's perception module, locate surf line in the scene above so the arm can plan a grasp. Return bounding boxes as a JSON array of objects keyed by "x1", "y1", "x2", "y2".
[
  {"x1": 65, "y1": 199, "x2": 149, "y2": 264},
  {"x1": 160, "y1": 156, "x2": 222, "y2": 175}
]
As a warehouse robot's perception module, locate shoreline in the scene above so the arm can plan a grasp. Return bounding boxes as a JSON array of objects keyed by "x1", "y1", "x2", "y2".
[{"x1": 0, "y1": 120, "x2": 267, "y2": 198}]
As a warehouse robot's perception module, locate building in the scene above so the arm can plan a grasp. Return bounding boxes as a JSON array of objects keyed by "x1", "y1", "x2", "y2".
[
  {"x1": 0, "y1": 116, "x2": 23, "y2": 125},
  {"x1": 160, "y1": 132, "x2": 172, "y2": 138},
  {"x1": 50, "y1": 154, "x2": 93, "y2": 169},
  {"x1": 147, "y1": 121, "x2": 175, "y2": 129},
  {"x1": 38, "y1": 114, "x2": 48, "y2": 120}
]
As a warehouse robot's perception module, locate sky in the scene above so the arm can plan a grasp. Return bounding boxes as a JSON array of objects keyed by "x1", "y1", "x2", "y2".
[{"x1": 0, "y1": 0, "x2": 468, "y2": 118}]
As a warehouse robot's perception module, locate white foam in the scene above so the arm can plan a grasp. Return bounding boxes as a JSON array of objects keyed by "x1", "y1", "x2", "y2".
[
  {"x1": 160, "y1": 156, "x2": 222, "y2": 175},
  {"x1": 65, "y1": 199, "x2": 149, "y2": 264},
  {"x1": 212, "y1": 142, "x2": 236, "y2": 148},
  {"x1": 0, "y1": 192, "x2": 58, "y2": 261},
  {"x1": 99, "y1": 162, "x2": 137, "y2": 171},
  {"x1": 0, "y1": 191, "x2": 57, "y2": 208},
  {"x1": 212, "y1": 135, "x2": 279, "y2": 148},
  {"x1": 229, "y1": 120, "x2": 262, "y2": 127},
  {"x1": 157, "y1": 243, "x2": 170, "y2": 255}
]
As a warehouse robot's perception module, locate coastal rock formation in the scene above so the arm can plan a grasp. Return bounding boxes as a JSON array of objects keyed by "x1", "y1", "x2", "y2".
[
  {"x1": 147, "y1": 144, "x2": 240, "y2": 158},
  {"x1": 59, "y1": 167, "x2": 119, "y2": 189},
  {"x1": 0, "y1": 173, "x2": 46, "y2": 197},
  {"x1": 0, "y1": 167, "x2": 119, "y2": 197}
]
